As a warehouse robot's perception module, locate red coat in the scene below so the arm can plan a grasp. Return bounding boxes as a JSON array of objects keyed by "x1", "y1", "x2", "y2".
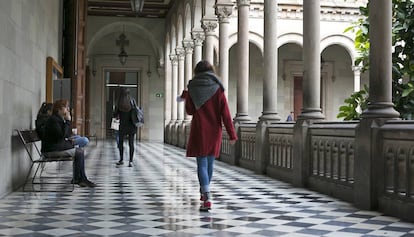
[{"x1": 183, "y1": 89, "x2": 238, "y2": 157}]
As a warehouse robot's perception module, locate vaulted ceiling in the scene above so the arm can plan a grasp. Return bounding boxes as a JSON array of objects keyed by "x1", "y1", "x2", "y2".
[{"x1": 88, "y1": 0, "x2": 175, "y2": 18}]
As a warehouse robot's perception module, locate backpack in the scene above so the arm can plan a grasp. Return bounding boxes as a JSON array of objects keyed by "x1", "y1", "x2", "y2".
[
  {"x1": 130, "y1": 99, "x2": 144, "y2": 127},
  {"x1": 35, "y1": 102, "x2": 52, "y2": 140}
]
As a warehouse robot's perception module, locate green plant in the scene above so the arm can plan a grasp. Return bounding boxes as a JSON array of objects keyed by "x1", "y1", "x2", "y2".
[
  {"x1": 337, "y1": 85, "x2": 369, "y2": 120},
  {"x1": 339, "y1": 0, "x2": 414, "y2": 120}
]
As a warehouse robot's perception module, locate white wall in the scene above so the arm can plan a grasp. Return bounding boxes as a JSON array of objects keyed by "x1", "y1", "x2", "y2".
[{"x1": 0, "y1": 0, "x2": 61, "y2": 197}]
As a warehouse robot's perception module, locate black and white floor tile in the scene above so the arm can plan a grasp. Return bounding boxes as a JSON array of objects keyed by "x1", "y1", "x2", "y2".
[{"x1": 1, "y1": 141, "x2": 414, "y2": 236}]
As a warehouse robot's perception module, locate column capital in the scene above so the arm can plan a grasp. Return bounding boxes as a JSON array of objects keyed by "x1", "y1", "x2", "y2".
[
  {"x1": 169, "y1": 54, "x2": 178, "y2": 65},
  {"x1": 182, "y1": 39, "x2": 194, "y2": 54},
  {"x1": 201, "y1": 18, "x2": 218, "y2": 35},
  {"x1": 191, "y1": 30, "x2": 205, "y2": 46},
  {"x1": 237, "y1": 0, "x2": 250, "y2": 7},
  {"x1": 215, "y1": 2, "x2": 234, "y2": 23},
  {"x1": 175, "y1": 47, "x2": 185, "y2": 60}
]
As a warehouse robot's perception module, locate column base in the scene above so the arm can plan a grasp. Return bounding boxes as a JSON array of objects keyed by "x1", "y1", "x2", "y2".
[
  {"x1": 297, "y1": 108, "x2": 325, "y2": 120},
  {"x1": 361, "y1": 102, "x2": 400, "y2": 119},
  {"x1": 234, "y1": 114, "x2": 252, "y2": 122},
  {"x1": 259, "y1": 113, "x2": 281, "y2": 122}
]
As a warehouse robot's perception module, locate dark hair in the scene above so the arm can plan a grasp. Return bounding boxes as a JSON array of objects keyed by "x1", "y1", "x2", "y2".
[
  {"x1": 117, "y1": 87, "x2": 132, "y2": 112},
  {"x1": 38, "y1": 102, "x2": 53, "y2": 116},
  {"x1": 52, "y1": 99, "x2": 69, "y2": 114},
  {"x1": 194, "y1": 60, "x2": 215, "y2": 74}
]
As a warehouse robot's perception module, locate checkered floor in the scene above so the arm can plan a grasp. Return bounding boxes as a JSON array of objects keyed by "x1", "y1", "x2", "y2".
[{"x1": 1, "y1": 141, "x2": 414, "y2": 236}]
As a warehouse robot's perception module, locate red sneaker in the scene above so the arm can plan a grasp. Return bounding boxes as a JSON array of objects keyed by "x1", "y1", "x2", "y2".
[{"x1": 200, "y1": 200, "x2": 211, "y2": 211}]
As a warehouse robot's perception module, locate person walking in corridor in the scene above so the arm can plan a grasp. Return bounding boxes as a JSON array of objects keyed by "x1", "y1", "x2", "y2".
[
  {"x1": 180, "y1": 60, "x2": 237, "y2": 211},
  {"x1": 114, "y1": 87, "x2": 137, "y2": 167}
]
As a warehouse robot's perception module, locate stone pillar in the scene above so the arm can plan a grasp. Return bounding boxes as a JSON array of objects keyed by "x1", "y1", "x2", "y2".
[
  {"x1": 169, "y1": 54, "x2": 178, "y2": 144},
  {"x1": 255, "y1": 0, "x2": 281, "y2": 174},
  {"x1": 361, "y1": 0, "x2": 399, "y2": 119},
  {"x1": 260, "y1": 0, "x2": 280, "y2": 122},
  {"x1": 192, "y1": 30, "x2": 205, "y2": 67},
  {"x1": 201, "y1": 18, "x2": 218, "y2": 64},
  {"x1": 354, "y1": 0, "x2": 399, "y2": 210},
  {"x1": 234, "y1": 0, "x2": 251, "y2": 122},
  {"x1": 215, "y1": 0, "x2": 233, "y2": 98},
  {"x1": 299, "y1": 0, "x2": 324, "y2": 119},
  {"x1": 183, "y1": 40, "x2": 194, "y2": 122},
  {"x1": 175, "y1": 47, "x2": 185, "y2": 123},
  {"x1": 352, "y1": 65, "x2": 361, "y2": 92},
  {"x1": 179, "y1": 39, "x2": 194, "y2": 148}
]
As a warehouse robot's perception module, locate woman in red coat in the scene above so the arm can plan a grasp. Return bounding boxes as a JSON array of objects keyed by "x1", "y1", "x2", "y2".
[{"x1": 180, "y1": 60, "x2": 237, "y2": 211}]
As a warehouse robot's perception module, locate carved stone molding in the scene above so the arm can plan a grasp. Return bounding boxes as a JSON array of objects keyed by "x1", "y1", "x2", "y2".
[
  {"x1": 175, "y1": 47, "x2": 185, "y2": 60},
  {"x1": 201, "y1": 18, "x2": 218, "y2": 34},
  {"x1": 237, "y1": 0, "x2": 250, "y2": 7},
  {"x1": 169, "y1": 54, "x2": 178, "y2": 65},
  {"x1": 215, "y1": 3, "x2": 234, "y2": 23},
  {"x1": 191, "y1": 30, "x2": 205, "y2": 46},
  {"x1": 182, "y1": 40, "x2": 194, "y2": 54}
]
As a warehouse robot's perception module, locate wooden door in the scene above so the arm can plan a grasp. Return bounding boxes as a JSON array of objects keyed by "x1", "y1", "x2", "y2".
[
  {"x1": 294, "y1": 76, "x2": 303, "y2": 120},
  {"x1": 63, "y1": 0, "x2": 87, "y2": 135}
]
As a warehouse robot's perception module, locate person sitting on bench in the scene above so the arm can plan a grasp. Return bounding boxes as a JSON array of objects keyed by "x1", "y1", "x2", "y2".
[{"x1": 41, "y1": 99, "x2": 96, "y2": 188}]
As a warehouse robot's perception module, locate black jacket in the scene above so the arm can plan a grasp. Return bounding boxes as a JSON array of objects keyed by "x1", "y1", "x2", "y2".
[
  {"x1": 115, "y1": 107, "x2": 136, "y2": 134},
  {"x1": 41, "y1": 113, "x2": 74, "y2": 152}
]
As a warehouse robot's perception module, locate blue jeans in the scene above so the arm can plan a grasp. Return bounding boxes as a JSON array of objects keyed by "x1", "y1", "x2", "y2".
[
  {"x1": 71, "y1": 135, "x2": 89, "y2": 148},
  {"x1": 197, "y1": 156, "x2": 215, "y2": 193}
]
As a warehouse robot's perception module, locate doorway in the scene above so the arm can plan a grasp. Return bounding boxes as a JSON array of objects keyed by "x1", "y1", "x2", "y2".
[
  {"x1": 105, "y1": 71, "x2": 142, "y2": 140},
  {"x1": 293, "y1": 76, "x2": 303, "y2": 120}
]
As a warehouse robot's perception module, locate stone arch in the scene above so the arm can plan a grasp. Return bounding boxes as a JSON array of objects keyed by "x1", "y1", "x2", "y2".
[
  {"x1": 170, "y1": 25, "x2": 176, "y2": 53},
  {"x1": 277, "y1": 32, "x2": 303, "y2": 48},
  {"x1": 192, "y1": 0, "x2": 203, "y2": 30},
  {"x1": 87, "y1": 21, "x2": 163, "y2": 61},
  {"x1": 176, "y1": 14, "x2": 184, "y2": 46},
  {"x1": 321, "y1": 34, "x2": 356, "y2": 64},
  {"x1": 184, "y1": 2, "x2": 192, "y2": 39},
  {"x1": 228, "y1": 31, "x2": 264, "y2": 55}
]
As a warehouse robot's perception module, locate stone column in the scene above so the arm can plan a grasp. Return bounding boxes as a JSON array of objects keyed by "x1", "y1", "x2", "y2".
[
  {"x1": 354, "y1": 0, "x2": 399, "y2": 211},
  {"x1": 169, "y1": 54, "x2": 178, "y2": 122},
  {"x1": 352, "y1": 65, "x2": 361, "y2": 92},
  {"x1": 361, "y1": 0, "x2": 399, "y2": 119},
  {"x1": 201, "y1": 18, "x2": 218, "y2": 64},
  {"x1": 175, "y1": 47, "x2": 185, "y2": 123},
  {"x1": 299, "y1": 0, "x2": 324, "y2": 119},
  {"x1": 215, "y1": 1, "x2": 233, "y2": 98},
  {"x1": 260, "y1": 0, "x2": 280, "y2": 122},
  {"x1": 234, "y1": 0, "x2": 251, "y2": 122},
  {"x1": 255, "y1": 0, "x2": 281, "y2": 174},
  {"x1": 168, "y1": 54, "x2": 178, "y2": 144},
  {"x1": 182, "y1": 40, "x2": 194, "y2": 122},
  {"x1": 192, "y1": 30, "x2": 205, "y2": 67}
]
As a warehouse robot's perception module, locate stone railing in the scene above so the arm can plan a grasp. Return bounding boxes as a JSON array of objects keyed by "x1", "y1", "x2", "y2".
[
  {"x1": 378, "y1": 121, "x2": 414, "y2": 220},
  {"x1": 239, "y1": 123, "x2": 257, "y2": 171},
  {"x1": 166, "y1": 119, "x2": 414, "y2": 221},
  {"x1": 307, "y1": 122, "x2": 358, "y2": 202}
]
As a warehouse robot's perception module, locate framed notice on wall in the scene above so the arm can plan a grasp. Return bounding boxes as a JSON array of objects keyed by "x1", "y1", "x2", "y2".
[{"x1": 46, "y1": 57, "x2": 65, "y2": 103}]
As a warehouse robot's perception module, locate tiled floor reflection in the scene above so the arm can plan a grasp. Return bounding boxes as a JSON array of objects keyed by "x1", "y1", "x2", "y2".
[{"x1": 1, "y1": 141, "x2": 414, "y2": 236}]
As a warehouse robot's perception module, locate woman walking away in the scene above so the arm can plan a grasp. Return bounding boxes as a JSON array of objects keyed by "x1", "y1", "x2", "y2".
[
  {"x1": 115, "y1": 87, "x2": 136, "y2": 167},
  {"x1": 180, "y1": 60, "x2": 237, "y2": 211}
]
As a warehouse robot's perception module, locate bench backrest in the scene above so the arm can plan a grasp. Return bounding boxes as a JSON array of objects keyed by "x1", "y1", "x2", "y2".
[{"x1": 16, "y1": 129, "x2": 42, "y2": 162}]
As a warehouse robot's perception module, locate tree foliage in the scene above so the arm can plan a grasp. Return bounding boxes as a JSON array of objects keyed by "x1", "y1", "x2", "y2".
[{"x1": 338, "y1": 0, "x2": 414, "y2": 120}]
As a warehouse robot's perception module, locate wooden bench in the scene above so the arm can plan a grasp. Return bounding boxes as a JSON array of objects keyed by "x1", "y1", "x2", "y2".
[{"x1": 16, "y1": 129, "x2": 75, "y2": 192}]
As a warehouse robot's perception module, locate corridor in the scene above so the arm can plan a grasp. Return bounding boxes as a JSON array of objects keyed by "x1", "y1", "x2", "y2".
[{"x1": 1, "y1": 141, "x2": 414, "y2": 237}]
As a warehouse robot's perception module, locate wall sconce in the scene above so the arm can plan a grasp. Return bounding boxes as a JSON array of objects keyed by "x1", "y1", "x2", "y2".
[
  {"x1": 118, "y1": 49, "x2": 128, "y2": 65},
  {"x1": 147, "y1": 70, "x2": 152, "y2": 78},
  {"x1": 116, "y1": 26, "x2": 129, "y2": 65}
]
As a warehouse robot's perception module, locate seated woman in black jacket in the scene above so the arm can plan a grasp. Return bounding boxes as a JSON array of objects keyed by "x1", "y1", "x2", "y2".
[{"x1": 41, "y1": 99, "x2": 96, "y2": 188}]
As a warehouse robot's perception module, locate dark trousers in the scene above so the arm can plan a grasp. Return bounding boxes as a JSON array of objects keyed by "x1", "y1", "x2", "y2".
[
  {"x1": 118, "y1": 130, "x2": 136, "y2": 162},
  {"x1": 73, "y1": 148, "x2": 88, "y2": 182}
]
